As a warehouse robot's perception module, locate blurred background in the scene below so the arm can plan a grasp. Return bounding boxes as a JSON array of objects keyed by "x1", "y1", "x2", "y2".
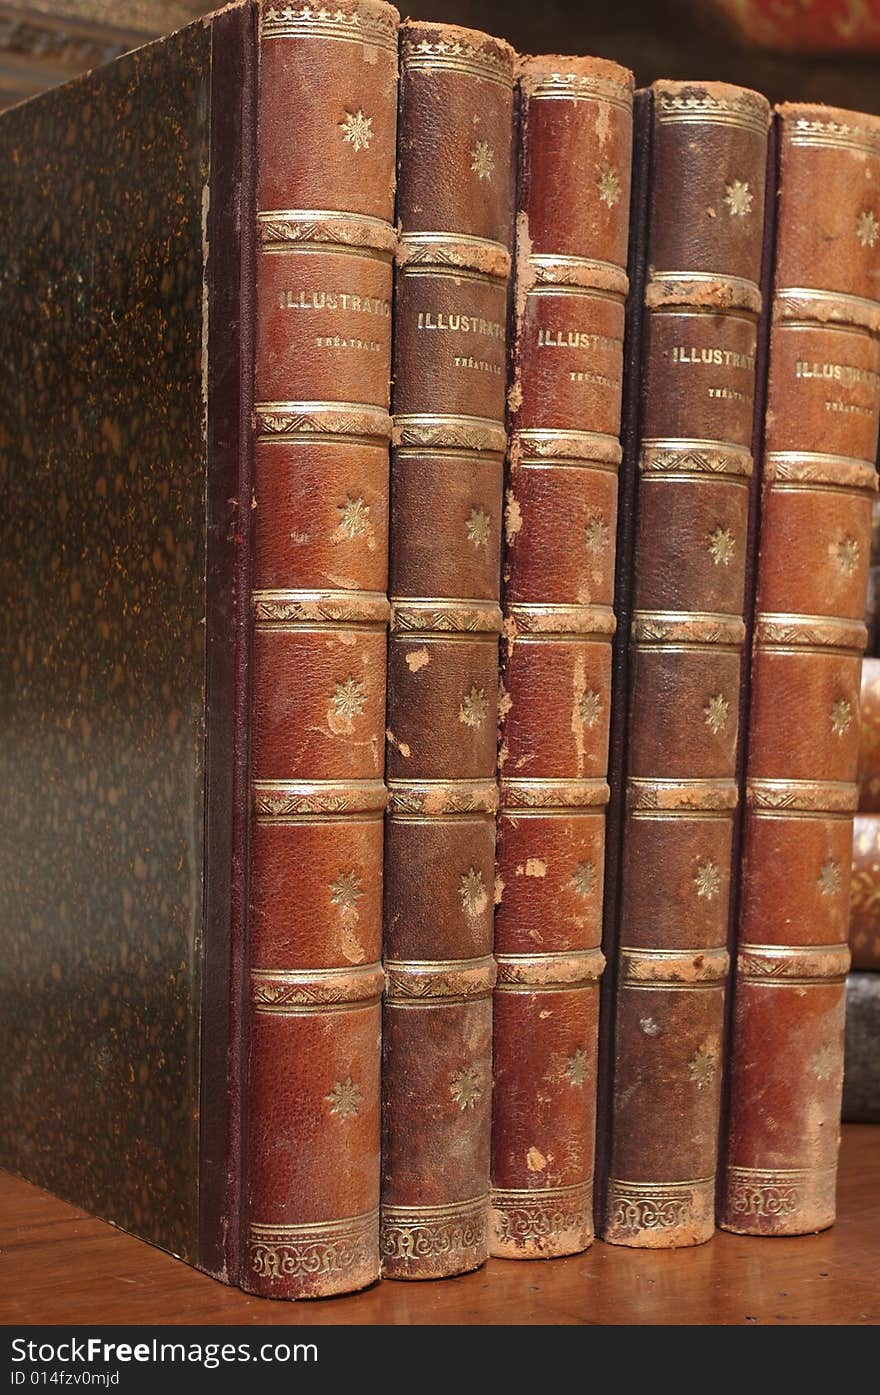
[{"x1": 3, "y1": 0, "x2": 880, "y2": 113}]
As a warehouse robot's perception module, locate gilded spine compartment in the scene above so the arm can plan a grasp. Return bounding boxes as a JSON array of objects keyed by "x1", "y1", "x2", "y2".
[
  {"x1": 722, "y1": 105, "x2": 880, "y2": 1235},
  {"x1": 490, "y1": 55, "x2": 634, "y2": 1260},
  {"x1": 600, "y1": 82, "x2": 770, "y2": 1248},
  {"x1": 381, "y1": 20, "x2": 515, "y2": 1280},
  {"x1": 243, "y1": 0, "x2": 399, "y2": 1299}
]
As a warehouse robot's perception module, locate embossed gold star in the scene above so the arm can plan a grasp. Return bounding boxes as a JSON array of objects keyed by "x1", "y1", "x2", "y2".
[
  {"x1": 470, "y1": 140, "x2": 494, "y2": 182},
  {"x1": 835, "y1": 535, "x2": 860, "y2": 577},
  {"x1": 564, "y1": 1049, "x2": 590, "y2": 1088},
  {"x1": 459, "y1": 684, "x2": 488, "y2": 729},
  {"x1": 332, "y1": 676, "x2": 366, "y2": 720},
  {"x1": 597, "y1": 167, "x2": 621, "y2": 208},
  {"x1": 339, "y1": 109, "x2": 373, "y2": 153},
  {"x1": 325, "y1": 1076, "x2": 362, "y2": 1118},
  {"x1": 579, "y1": 690, "x2": 601, "y2": 728},
  {"x1": 572, "y1": 861, "x2": 596, "y2": 899},
  {"x1": 708, "y1": 525, "x2": 735, "y2": 567},
  {"x1": 694, "y1": 860, "x2": 721, "y2": 901},
  {"x1": 329, "y1": 869, "x2": 363, "y2": 910},
  {"x1": 584, "y1": 515, "x2": 610, "y2": 555},
  {"x1": 818, "y1": 860, "x2": 841, "y2": 897},
  {"x1": 466, "y1": 507, "x2": 490, "y2": 548},
  {"x1": 459, "y1": 866, "x2": 486, "y2": 915},
  {"x1": 689, "y1": 1044, "x2": 717, "y2": 1091},
  {"x1": 337, "y1": 495, "x2": 370, "y2": 539},
  {"x1": 813, "y1": 1044, "x2": 835, "y2": 1082},
  {"x1": 831, "y1": 698, "x2": 852, "y2": 737},
  {"x1": 724, "y1": 179, "x2": 753, "y2": 217},
  {"x1": 449, "y1": 1065, "x2": 482, "y2": 1111},
  {"x1": 704, "y1": 693, "x2": 730, "y2": 736},
  {"x1": 857, "y1": 209, "x2": 879, "y2": 249}
]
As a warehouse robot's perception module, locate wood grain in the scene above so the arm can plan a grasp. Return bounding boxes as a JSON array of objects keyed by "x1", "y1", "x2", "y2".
[{"x1": 0, "y1": 1125, "x2": 877, "y2": 1324}]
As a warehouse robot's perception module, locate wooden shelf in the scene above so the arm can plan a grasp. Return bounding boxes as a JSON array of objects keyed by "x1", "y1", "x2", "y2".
[{"x1": 1, "y1": 1124, "x2": 877, "y2": 1325}]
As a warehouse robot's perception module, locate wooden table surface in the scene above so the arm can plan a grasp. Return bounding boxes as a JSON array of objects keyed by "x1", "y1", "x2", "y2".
[{"x1": 1, "y1": 1124, "x2": 877, "y2": 1325}]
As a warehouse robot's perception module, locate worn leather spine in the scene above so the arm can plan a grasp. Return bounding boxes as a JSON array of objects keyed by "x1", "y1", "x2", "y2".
[
  {"x1": 488, "y1": 56, "x2": 633, "y2": 1260},
  {"x1": 381, "y1": 20, "x2": 515, "y2": 1280},
  {"x1": 242, "y1": 0, "x2": 399, "y2": 1298},
  {"x1": 720, "y1": 104, "x2": 880, "y2": 1237},
  {"x1": 856, "y1": 656, "x2": 880, "y2": 811},
  {"x1": 600, "y1": 82, "x2": 770, "y2": 1248},
  {"x1": 851, "y1": 660, "x2": 880, "y2": 968}
]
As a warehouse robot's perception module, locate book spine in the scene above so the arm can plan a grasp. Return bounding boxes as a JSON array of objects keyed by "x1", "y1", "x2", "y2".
[
  {"x1": 242, "y1": 0, "x2": 399, "y2": 1299},
  {"x1": 721, "y1": 103, "x2": 880, "y2": 1237},
  {"x1": 600, "y1": 82, "x2": 770, "y2": 1248},
  {"x1": 381, "y1": 20, "x2": 515, "y2": 1280},
  {"x1": 489, "y1": 56, "x2": 634, "y2": 1260},
  {"x1": 850, "y1": 816, "x2": 880, "y2": 970},
  {"x1": 864, "y1": 498, "x2": 880, "y2": 654},
  {"x1": 857, "y1": 657, "x2": 880, "y2": 810}
]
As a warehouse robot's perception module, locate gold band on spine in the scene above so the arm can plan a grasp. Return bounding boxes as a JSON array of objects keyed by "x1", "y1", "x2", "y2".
[
  {"x1": 387, "y1": 778, "x2": 499, "y2": 817},
  {"x1": 397, "y1": 230, "x2": 510, "y2": 280},
  {"x1": 248, "y1": 1208, "x2": 379, "y2": 1284},
  {"x1": 256, "y1": 401, "x2": 392, "y2": 442},
  {"x1": 786, "y1": 114, "x2": 880, "y2": 157},
  {"x1": 722, "y1": 1164, "x2": 837, "y2": 1227},
  {"x1": 390, "y1": 598, "x2": 502, "y2": 634},
  {"x1": 500, "y1": 777, "x2": 609, "y2": 811},
  {"x1": 253, "y1": 779, "x2": 388, "y2": 819},
  {"x1": 522, "y1": 67, "x2": 633, "y2": 113},
  {"x1": 654, "y1": 88, "x2": 769, "y2": 137},
  {"x1": 775, "y1": 286, "x2": 880, "y2": 335},
  {"x1": 639, "y1": 438, "x2": 754, "y2": 478},
  {"x1": 754, "y1": 613, "x2": 867, "y2": 653},
  {"x1": 401, "y1": 34, "x2": 514, "y2": 89},
  {"x1": 261, "y1": 1, "x2": 397, "y2": 47},
  {"x1": 506, "y1": 603, "x2": 616, "y2": 640},
  {"x1": 257, "y1": 208, "x2": 397, "y2": 256},
  {"x1": 764, "y1": 452, "x2": 879, "y2": 493},
  {"x1": 380, "y1": 1196, "x2": 488, "y2": 1267},
  {"x1": 495, "y1": 948, "x2": 605, "y2": 989},
  {"x1": 746, "y1": 778, "x2": 859, "y2": 813},
  {"x1": 632, "y1": 610, "x2": 745, "y2": 647},
  {"x1": 528, "y1": 254, "x2": 629, "y2": 297},
  {"x1": 737, "y1": 942, "x2": 850, "y2": 984},
  {"x1": 488, "y1": 1180, "x2": 593, "y2": 1252},
  {"x1": 605, "y1": 1176, "x2": 716, "y2": 1237},
  {"x1": 514, "y1": 428, "x2": 623, "y2": 467},
  {"x1": 254, "y1": 589, "x2": 389, "y2": 627},
  {"x1": 628, "y1": 778, "x2": 738, "y2": 811},
  {"x1": 384, "y1": 955, "x2": 496, "y2": 1002},
  {"x1": 251, "y1": 964, "x2": 385, "y2": 1013},
  {"x1": 393, "y1": 413, "x2": 506, "y2": 454},
  {"x1": 619, "y1": 946, "x2": 729, "y2": 987},
  {"x1": 647, "y1": 270, "x2": 761, "y2": 316}
]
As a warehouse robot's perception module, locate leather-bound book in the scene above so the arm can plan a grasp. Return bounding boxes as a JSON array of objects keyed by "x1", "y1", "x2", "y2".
[
  {"x1": 720, "y1": 105, "x2": 880, "y2": 1237},
  {"x1": 598, "y1": 81, "x2": 771, "y2": 1248},
  {"x1": 381, "y1": 20, "x2": 515, "y2": 1280},
  {"x1": 857, "y1": 656, "x2": 880, "y2": 810},
  {"x1": 244, "y1": 0, "x2": 398, "y2": 1297},
  {"x1": 0, "y1": 0, "x2": 399, "y2": 1299},
  {"x1": 864, "y1": 498, "x2": 880, "y2": 654},
  {"x1": 489, "y1": 55, "x2": 634, "y2": 1260},
  {"x1": 850, "y1": 817, "x2": 880, "y2": 970}
]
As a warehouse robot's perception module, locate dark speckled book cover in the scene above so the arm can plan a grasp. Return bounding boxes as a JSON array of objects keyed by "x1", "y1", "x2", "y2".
[{"x1": 0, "y1": 1, "x2": 256, "y2": 1281}]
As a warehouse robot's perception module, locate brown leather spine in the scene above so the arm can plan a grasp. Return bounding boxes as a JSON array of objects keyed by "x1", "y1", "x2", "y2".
[
  {"x1": 601, "y1": 82, "x2": 770, "y2": 1248},
  {"x1": 720, "y1": 104, "x2": 880, "y2": 1237},
  {"x1": 381, "y1": 20, "x2": 515, "y2": 1280},
  {"x1": 489, "y1": 55, "x2": 633, "y2": 1260},
  {"x1": 242, "y1": 0, "x2": 399, "y2": 1298},
  {"x1": 857, "y1": 656, "x2": 880, "y2": 809},
  {"x1": 864, "y1": 497, "x2": 880, "y2": 654}
]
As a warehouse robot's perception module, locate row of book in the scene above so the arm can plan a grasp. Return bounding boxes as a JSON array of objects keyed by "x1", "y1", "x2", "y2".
[{"x1": 1, "y1": 0, "x2": 878, "y2": 1301}]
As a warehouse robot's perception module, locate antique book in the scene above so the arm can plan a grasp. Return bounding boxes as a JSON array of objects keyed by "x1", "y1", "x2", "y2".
[
  {"x1": 489, "y1": 54, "x2": 634, "y2": 1260},
  {"x1": 841, "y1": 974, "x2": 880, "y2": 1123},
  {"x1": 720, "y1": 104, "x2": 880, "y2": 1237},
  {"x1": 850, "y1": 817, "x2": 880, "y2": 970},
  {"x1": 381, "y1": 19, "x2": 515, "y2": 1279},
  {"x1": 857, "y1": 656, "x2": 880, "y2": 811},
  {"x1": 864, "y1": 497, "x2": 880, "y2": 654},
  {"x1": 0, "y1": 0, "x2": 399, "y2": 1299},
  {"x1": 597, "y1": 81, "x2": 771, "y2": 1248}
]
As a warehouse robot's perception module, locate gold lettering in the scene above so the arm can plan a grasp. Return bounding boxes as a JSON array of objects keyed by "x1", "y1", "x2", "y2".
[
  {"x1": 416, "y1": 311, "x2": 505, "y2": 339},
  {"x1": 536, "y1": 327, "x2": 620, "y2": 352},
  {"x1": 795, "y1": 359, "x2": 880, "y2": 390},
  {"x1": 671, "y1": 345, "x2": 756, "y2": 372},
  {"x1": 278, "y1": 290, "x2": 391, "y2": 316}
]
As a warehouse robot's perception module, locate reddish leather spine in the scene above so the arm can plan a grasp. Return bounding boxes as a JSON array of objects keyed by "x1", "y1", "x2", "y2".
[
  {"x1": 850, "y1": 815, "x2": 880, "y2": 970},
  {"x1": 242, "y1": 0, "x2": 399, "y2": 1298},
  {"x1": 489, "y1": 55, "x2": 634, "y2": 1260},
  {"x1": 721, "y1": 104, "x2": 880, "y2": 1236},
  {"x1": 600, "y1": 82, "x2": 770, "y2": 1248},
  {"x1": 381, "y1": 20, "x2": 515, "y2": 1280}
]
